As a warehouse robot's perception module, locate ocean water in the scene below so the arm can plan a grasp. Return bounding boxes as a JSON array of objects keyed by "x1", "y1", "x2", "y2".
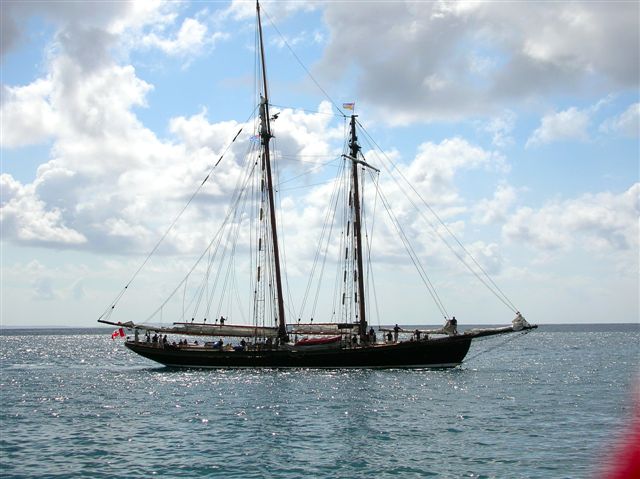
[{"x1": 1, "y1": 324, "x2": 638, "y2": 478}]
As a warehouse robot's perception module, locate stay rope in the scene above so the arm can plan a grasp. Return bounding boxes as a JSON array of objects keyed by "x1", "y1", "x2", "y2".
[
  {"x1": 373, "y1": 179, "x2": 450, "y2": 319},
  {"x1": 261, "y1": 8, "x2": 349, "y2": 118},
  {"x1": 356, "y1": 120, "x2": 519, "y2": 314},
  {"x1": 98, "y1": 107, "x2": 258, "y2": 322},
  {"x1": 463, "y1": 329, "x2": 534, "y2": 364}
]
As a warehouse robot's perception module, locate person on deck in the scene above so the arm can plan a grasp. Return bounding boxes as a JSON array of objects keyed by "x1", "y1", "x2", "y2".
[
  {"x1": 444, "y1": 316, "x2": 458, "y2": 335},
  {"x1": 386, "y1": 331, "x2": 393, "y2": 343},
  {"x1": 415, "y1": 329, "x2": 421, "y2": 341},
  {"x1": 393, "y1": 324, "x2": 400, "y2": 342},
  {"x1": 219, "y1": 316, "x2": 226, "y2": 325},
  {"x1": 369, "y1": 327, "x2": 376, "y2": 344}
]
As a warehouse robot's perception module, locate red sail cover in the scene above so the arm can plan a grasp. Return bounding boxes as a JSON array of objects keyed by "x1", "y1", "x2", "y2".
[{"x1": 294, "y1": 336, "x2": 341, "y2": 346}]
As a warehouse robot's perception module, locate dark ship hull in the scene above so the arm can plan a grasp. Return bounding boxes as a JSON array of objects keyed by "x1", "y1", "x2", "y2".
[{"x1": 125, "y1": 336, "x2": 473, "y2": 369}]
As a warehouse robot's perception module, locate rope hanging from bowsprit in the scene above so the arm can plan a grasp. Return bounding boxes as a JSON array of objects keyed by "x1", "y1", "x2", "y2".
[
  {"x1": 98, "y1": 125, "x2": 246, "y2": 322},
  {"x1": 463, "y1": 329, "x2": 534, "y2": 364}
]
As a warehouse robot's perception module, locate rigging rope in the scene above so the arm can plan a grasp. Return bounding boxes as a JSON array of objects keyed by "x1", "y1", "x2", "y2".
[
  {"x1": 373, "y1": 180, "x2": 450, "y2": 319},
  {"x1": 356, "y1": 120, "x2": 519, "y2": 314},
  {"x1": 271, "y1": 135, "x2": 297, "y2": 324},
  {"x1": 363, "y1": 169, "x2": 382, "y2": 329},
  {"x1": 270, "y1": 104, "x2": 345, "y2": 118},
  {"x1": 463, "y1": 329, "x2": 534, "y2": 364},
  {"x1": 144, "y1": 147, "x2": 260, "y2": 324},
  {"x1": 97, "y1": 106, "x2": 260, "y2": 322},
  {"x1": 297, "y1": 158, "x2": 345, "y2": 320},
  {"x1": 277, "y1": 158, "x2": 341, "y2": 188},
  {"x1": 261, "y1": 7, "x2": 349, "y2": 117}
]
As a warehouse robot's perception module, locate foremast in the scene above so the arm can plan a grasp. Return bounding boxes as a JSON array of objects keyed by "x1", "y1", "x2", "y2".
[
  {"x1": 348, "y1": 115, "x2": 368, "y2": 342},
  {"x1": 257, "y1": 1, "x2": 287, "y2": 342}
]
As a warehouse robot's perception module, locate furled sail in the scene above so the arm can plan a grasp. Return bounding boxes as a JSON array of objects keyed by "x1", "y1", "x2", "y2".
[
  {"x1": 98, "y1": 319, "x2": 279, "y2": 338},
  {"x1": 288, "y1": 322, "x2": 356, "y2": 335}
]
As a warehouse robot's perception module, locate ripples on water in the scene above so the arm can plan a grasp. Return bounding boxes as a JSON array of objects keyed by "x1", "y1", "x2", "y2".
[{"x1": 1, "y1": 327, "x2": 638, "y2": 478}]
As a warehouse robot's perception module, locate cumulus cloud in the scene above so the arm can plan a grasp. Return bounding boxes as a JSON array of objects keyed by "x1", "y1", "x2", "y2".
[
  {"x1": 1, "y1": 1, "x2": 226, "y2": 68},
  {"x1": 482, "y1": 110, "x2": 517, "y2": 148},
  {"x1": 398, "y1": 137, "x2": 506, "y2": 206},
  {"x1": 317, "y1": 1, "x2": 639, "y2": 123},
  {"x1": 525, "y1": 106, "x2": 591, "y2": 148},
  {"x1": 141, "y1": 17, "x2": 227, "y2": 57},
  {"x1": 0, "y1": 17, "x2": 347, "y2": 256},
  {"x1": 466, "y1": 241, "x2": 504, "y2": 276},
  {"x1": 474, "y1": 184, "x2": 518, "y2": 225},
  {"x1": 1, "y1": 79, "x2": 57, "y2": 148},
  {"x1": 1, "y1": 173, "x2": 88, "y2": 246},
  {"x1": 502, "y1": 183, "x2": 640, "y2": 256},
  {"x1": 170, "y1": 109, "x2": 243, "y2": 151},
  {"x1": 1, "y1": 1, "x2": 175, "y2": 58},
  {"x1": 0, "y1": 12, "x2": 187, "y2": 249},
  {"x1": 525, "y1": 96, "x2": 617, "y2": 147},
  {"x1": 600, "y1": 102, "x2": 640, "y2": 137}
]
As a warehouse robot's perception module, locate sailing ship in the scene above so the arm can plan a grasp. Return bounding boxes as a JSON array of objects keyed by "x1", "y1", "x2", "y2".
[{"x1": 98, "y1": 2, "x2": 536, "y2": 368}]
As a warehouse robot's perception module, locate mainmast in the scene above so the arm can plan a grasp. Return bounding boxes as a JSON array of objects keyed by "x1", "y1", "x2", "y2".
[
  {"x1": 349, "y1": 115, "x2": 368, "y2": 342},
  {"x1": 257, "y1": 1, "x2": 287, "y2": 341}
]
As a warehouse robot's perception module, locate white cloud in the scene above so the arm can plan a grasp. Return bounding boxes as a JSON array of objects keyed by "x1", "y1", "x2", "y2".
[
  {"x1": 1, "y1": 173, "x2": 88, "y2": 246},
  {"x1": 0, "y1": 17, "x2": 348, "y2": 255},
  {"x1": 525, "y1": 106, "x2": 591, "y2": 148},
  {"x1": 318, "y1": 1, "x2": 638, "y2": 123},
  {"x1": 1, "y1": 20, "x2": 190, "y2": 250},
  {"x1": 502, "y1": 183, "x2": 640, "y2": 257},
  {"x1": 1, "y1": 79, "x2": 57, "y2": 148},
  {"x1": 141, "y1": 17, "x2": 222, "y2": 57},
  {"x1": 399, "y1": 137, "x2": 506, "y2": 206},
  {"x1": 474, "y1": 184, "x2": 518, "y2": 225},
  {"x1": 466, "y1": 241, "x2": 504, "y2": 276},
  {"x1": 1, "y1": 1, "x2": 178, "y2": 58},
  {"x1": 170, "y1": 109, "x2": 241, "y2": 150},
  {"x1": 600, "y1": 102, "x2": 640, "y2": 137},
  {"x1": 483, "y1": 110, "x2": 516, "y2": 148},
  {"x1": 525, "y1": 96, "x2": 616, "y2": 148}
]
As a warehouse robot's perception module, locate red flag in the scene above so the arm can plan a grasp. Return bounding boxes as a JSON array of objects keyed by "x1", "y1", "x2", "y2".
[{"x1": 111, "y1": 328, "x2": 125, "y2": 340}]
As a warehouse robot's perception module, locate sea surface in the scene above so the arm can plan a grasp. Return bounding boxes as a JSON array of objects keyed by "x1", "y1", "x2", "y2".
[{"x1": 1, "y1": 324, "x2": 638, "y2": 478}]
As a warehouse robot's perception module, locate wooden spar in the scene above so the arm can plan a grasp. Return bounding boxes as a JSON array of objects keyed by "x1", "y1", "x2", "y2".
[
  {"x1": 257, "y1": 1, "x2": 287, "y2": 341},
  {"x1": 349, "y1": 115, "x2": 368, "y2": 342},
  {"x1": 98, "y1": 319, "x2": 279, "y2": 338}
]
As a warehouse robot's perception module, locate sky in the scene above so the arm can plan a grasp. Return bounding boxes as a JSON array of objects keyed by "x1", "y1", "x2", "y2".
[{"x1": 1, "y1": 0, "x2": 638, "y2": 328}]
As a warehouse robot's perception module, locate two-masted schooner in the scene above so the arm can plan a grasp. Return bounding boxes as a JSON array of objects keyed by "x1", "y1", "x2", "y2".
[{"x1": 98, "y1": 1, "x2": 536, "y2": 368}]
